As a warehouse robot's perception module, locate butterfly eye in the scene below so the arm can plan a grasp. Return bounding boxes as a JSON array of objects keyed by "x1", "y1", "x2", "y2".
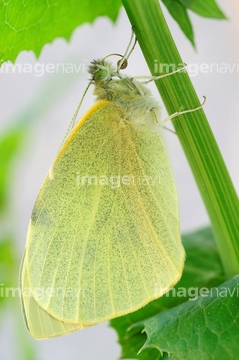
[
  {"x1": 94, "y1": 68, "x2": 109, "y2": 81},
  {"x1": 117, "y1": 58, "x2": 128, "y2": 70}
]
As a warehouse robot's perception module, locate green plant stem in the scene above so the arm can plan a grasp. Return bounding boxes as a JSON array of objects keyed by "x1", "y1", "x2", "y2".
[{"x1": 122, "y1": 0, "x2": 239, "y2": 277}]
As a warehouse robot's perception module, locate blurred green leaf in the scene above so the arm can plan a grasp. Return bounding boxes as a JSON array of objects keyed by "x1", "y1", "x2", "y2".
[
  {"x1": 0, "y1": 237, "x2": 38, "y2": 360},
  {"x1": 0, "y1": 237, "x2": 16, "y2": 308},
  {"x1": 111, "y1": 227, "x2": 226, "y2": 359},
  {"x1": 162, "y1": 0, "x2": 195, "y2": 47},
  {"x1": 161, "y1": 0, "x2": 226, "y2": 47},
  {"x1": 0, "y1": 0, "x2": 121, "y2": 63},
  {"x1": 0, "y1": 127, "x2": 26, "y2": 213},
  {"x1": 178, "y1": 0, "x2": 226, "y2": 18},
  {"x1": 0, "y1": 238, "x2": 15, "y2": 266}
]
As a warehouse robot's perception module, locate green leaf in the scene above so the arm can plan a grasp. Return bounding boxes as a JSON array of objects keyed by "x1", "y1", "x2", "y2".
[
  {"x1": 178, "y1": 0, "x2": 226, "y2": 18},
  {"x1": 140, "y1": 276, "x2": 239, "y2": 359},
  {"x1": 111, "y1": 227, "x2": 226, "y2": 359},
  {"x1": 162, "y1": 0, "x2": 195, "y2": 47},
  {"x1": 0, "y1": 0, "x2": 122, "y2": 63}
]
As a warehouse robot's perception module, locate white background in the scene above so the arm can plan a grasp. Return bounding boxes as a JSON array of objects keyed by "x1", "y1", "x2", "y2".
[{"x1": 0, "y1": 0, "x2": 238, "y2": 359}]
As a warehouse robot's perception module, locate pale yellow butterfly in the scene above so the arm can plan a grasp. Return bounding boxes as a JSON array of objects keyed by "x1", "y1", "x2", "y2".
[{"x1": 20, "y1": 32, "x2": 205, "y2": 339}]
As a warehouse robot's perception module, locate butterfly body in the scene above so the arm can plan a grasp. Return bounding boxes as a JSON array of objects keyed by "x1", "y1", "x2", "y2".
[{"x1": 20, "y1": 59, "x2": 185, "y2": 339}]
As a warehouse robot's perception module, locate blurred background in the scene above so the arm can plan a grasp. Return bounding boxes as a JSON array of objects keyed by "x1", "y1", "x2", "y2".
[{"x1": 0, "y1": 0, "x2": 238, "y2": 359}]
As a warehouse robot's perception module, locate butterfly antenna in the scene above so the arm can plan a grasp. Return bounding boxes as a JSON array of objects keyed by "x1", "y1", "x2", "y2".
[{"x1": 61, "y1": 79, "x2": 93, "y2": 147}]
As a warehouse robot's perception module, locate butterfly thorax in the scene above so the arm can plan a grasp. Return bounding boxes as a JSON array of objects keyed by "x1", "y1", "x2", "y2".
[{"x1": 89, "y1": 59, "x2": 160, "y2": 124}]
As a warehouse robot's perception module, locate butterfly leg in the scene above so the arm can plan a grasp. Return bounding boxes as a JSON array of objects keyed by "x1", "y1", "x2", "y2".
[
  {"x1": 159, "y1": 96, "x2": 206, "y2": 126},
  {"x1": 150, "y1": 108, "x2": 176, "y2": 134}
]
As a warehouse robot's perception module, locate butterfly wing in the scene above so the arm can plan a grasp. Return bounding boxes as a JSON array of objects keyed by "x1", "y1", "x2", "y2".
[
  {"x1": 20, "y1": 252, "x2": 85, "y2": 339},
  {"x1": 22, "y1": 100, "x2": 184, "y2": 338}
]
